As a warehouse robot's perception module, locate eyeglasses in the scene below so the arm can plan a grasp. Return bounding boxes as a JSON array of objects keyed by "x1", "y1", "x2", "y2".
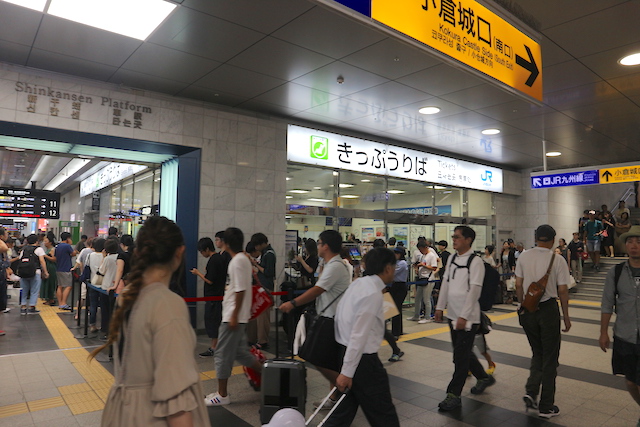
[
  {"x1": 317, "y1": 241, "x2": 324, "y2": 246},
  {"x1": 451, "y1": 234, "x2": 464, "y2": 240}
]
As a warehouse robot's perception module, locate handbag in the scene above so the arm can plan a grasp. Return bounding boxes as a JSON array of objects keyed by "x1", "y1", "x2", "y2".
[
  {"x1": 580, "y1": 251, "x2": 589, "y2": 261},
  {"x1": 476, "y1": 312, "x2": 493, "y2": 335},
  {"x1": 297, "y1": 291, "x2": 345, "y2": 372},
  {"x1": 505, "y1": 276, "x2": 516, "y2": 291},
  {"x1": 601, "y1": 229, "x2": 609, "y2": 238},
  {"x1": 521, "y1": 253, "x2": 556, "y2": 313},
  {"x1": 250, "y1": 271, "x2": 273, "y2": 320}
]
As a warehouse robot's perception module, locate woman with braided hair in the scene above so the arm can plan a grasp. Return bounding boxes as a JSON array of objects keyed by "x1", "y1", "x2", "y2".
[{"x1": 92, "y1": 216, "x2": 210, "y2": 427}]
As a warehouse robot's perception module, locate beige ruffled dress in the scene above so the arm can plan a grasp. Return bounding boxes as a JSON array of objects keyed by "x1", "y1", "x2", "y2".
[{"x1": 101, "y1": 283, "x2": 211, "y2": 427}]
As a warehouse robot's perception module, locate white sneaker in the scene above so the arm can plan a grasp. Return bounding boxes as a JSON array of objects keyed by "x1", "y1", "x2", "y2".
[
  {"x1": 406, "y1": 317, "x2": 419, "y2": 321},
  {"x1": 2, "y1": 308, "x2": 10, "y2": 313},
  {"x1": 418, "y1": 318, "x2": 433, "y2": 324},
  {"x1": 313, "y1": 398, "x2": 337, "y2": 410},
  {"x1": 204, "y1": 392, "x2": 230, "y2": 406}
]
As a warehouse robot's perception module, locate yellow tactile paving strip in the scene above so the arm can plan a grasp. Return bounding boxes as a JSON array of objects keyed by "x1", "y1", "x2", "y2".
[
  {"x1": 0, "y1": 403, "x2": 29, "y2": 418},
  {"x1": 0, "y1": 300, "x2": 247, "y2": 419},
  {"x1": 38, "y1": 302, "x2": 83, "y2": 349},
  {"x1": 27, "y1": 396, "x2": 66, "y2": 412}
]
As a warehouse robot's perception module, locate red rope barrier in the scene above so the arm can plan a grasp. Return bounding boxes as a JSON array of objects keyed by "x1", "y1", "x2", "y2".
[{"x1": 183, "y1": 291, "x2": 288, "y2": 302}]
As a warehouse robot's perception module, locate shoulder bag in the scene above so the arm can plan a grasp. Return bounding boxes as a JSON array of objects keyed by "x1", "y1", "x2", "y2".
[
  {"x1": 297, "y1": 259, "x2": 349, "y2": 372},
  {"x1": 297, "y1": 290, "x2": 345, "y2": 372},
  {"x1": 521, "y1": 253, "x2": 555, "y2": 313}
]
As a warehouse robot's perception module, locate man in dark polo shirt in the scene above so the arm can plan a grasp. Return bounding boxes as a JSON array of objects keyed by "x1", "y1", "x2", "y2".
[{"x1": 191, "y1": 232, "x2": 230, "y2": 357}]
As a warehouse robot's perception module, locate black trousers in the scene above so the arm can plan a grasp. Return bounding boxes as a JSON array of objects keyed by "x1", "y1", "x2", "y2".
[
  {"x1": 519, "y1": 298, "x2": 561, "y2": 412},
  {"x1": 0, "y1": 277, "x2": 6, "y2": 312},
  {"x1": 324, "y1": 349, "x2": 400, "y2": 427},
  {"x1": 389, "y1": 282, "x2": 407, "y2": 336},
  {"x1": 446, "y1": 320, "x2": 488, "y2": 396}
]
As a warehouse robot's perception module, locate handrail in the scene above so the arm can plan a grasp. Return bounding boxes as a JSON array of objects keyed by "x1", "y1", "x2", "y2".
[{"x1": 611, "y1": 186, "x2": 635, "y2": 214}]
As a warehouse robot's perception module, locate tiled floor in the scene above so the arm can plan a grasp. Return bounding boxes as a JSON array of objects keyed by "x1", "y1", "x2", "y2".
[{"x1": 0, "y1": 298, "x2": 636, "y2": 426}]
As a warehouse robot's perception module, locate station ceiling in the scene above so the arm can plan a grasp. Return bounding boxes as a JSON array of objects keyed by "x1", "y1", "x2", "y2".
[{"x1": 0, "y1": 0, "x2": 639, "y2": 182}]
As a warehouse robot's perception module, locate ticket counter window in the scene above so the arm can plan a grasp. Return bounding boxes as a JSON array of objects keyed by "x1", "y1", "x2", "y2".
[
  {"x1": 335, "y1": 171, "x2": 385, "y2": 211},
  {"x1": 286, "y1": 165, "x2": 335, "y2": 208}
]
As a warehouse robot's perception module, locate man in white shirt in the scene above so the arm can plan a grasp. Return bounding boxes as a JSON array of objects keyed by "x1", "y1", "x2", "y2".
[
  {"x1": 515, "y1": 224, "x2": 571, "y2": 419},
  {"x1": 279, "y1": 229, "x2": 351, "y2": 409},
  {"x1": 408, "y1": 240, "x2": 438, "y2": 323},
  {"x1": 515, "y1": 242, "x2": 526, "y2": 260},
  {"x1": 205, "y1": 227, "x2": 263, "y2": 407},
  {"x1": 325, "y1": 247, "x2": 400, "y2": 427},
  {"x1": 435, "y1": 226, "x2": 495, "y2": 411}
]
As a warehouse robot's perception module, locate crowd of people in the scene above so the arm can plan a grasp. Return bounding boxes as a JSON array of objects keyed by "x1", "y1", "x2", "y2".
[
  {"x1": 0, "y1": 228, "x2": 133, "y2": 338},
  {"x1": 3, "y1": 213, "x2": 640, "y2": 426}
]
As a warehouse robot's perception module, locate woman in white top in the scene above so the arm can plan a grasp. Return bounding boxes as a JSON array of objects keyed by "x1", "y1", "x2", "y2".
[
  {"x1": 87, "y1": 238, "x2": 105, "y2": 333},
  {"x1": 482, "y1": 245, "x2": 497, "y2": 268}
]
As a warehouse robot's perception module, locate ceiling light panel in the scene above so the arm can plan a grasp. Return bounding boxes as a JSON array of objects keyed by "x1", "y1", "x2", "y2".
[
  {"x1": 620, "y1": 53, "x2": 640, "y2": 66},
  {"x1": 47, "y1": 0, "x2": 177, "y2": 40},
  {"x1": 43, "y1": 158, "x2": 90, "y2": 190},
  {"x1": 68, "y1": 146, "x2": 173, "y2": 163}
]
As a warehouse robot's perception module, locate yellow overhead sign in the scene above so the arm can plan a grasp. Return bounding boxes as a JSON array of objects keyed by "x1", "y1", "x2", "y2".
[
  {"x1": 371, "y1": 0, "x2": 542, "y2": 101},
  {"x1": 600, "y1": 166, "x2": 640, "y2": 184}
]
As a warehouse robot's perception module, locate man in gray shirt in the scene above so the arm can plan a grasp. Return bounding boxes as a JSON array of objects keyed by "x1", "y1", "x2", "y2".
[
  {"x1": 279, "y1": 229, "x2": 351, "y2": 410},
  {"x1": 600, "y1": 225, "x2": 640, "y2": 426}
]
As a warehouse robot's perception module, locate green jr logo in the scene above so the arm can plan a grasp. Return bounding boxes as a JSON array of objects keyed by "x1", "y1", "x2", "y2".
[{"x1": 310, "y1": 135, "x2": 328, "y2": 160}]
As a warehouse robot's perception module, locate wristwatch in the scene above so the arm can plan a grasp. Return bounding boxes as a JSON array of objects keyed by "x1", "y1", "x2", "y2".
[{"x1": 290, "y1": 299, "x2": 298, "y2": 308}]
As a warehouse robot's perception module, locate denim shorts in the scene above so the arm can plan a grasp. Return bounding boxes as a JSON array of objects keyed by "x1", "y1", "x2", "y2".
[{"x1": 586, "y1": 239, "x2": 601, "y2": 252}]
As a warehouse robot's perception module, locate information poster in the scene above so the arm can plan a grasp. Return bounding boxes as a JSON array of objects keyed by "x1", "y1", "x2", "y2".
[
  {"x1": 285, "y1": 230, "x2": 299, "y2": 261},
  {"x1": 375, "y1": 227, "x2": 386, "y2": 239},
  {"x1": 469, "y1": 225, "x2": 488, "y2": 253},
  {"x1": 362, "y1": 227, "x2": 375, "y2": 241},
  {"x1": 392, "y1": 226, "x2": 408, "y2": 246}
]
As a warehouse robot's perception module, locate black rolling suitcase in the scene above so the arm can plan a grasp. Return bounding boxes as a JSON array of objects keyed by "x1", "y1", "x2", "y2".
[{"x1": 260, "y1": 305, "x2": 307, "y2": 424}]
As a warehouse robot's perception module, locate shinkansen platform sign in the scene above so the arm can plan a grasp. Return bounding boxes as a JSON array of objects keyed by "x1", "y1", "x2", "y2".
[{"x1": 330, "y1": 0, "x2": 543, "y2": 102}]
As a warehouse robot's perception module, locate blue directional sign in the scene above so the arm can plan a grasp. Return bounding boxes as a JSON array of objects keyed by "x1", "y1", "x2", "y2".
[{"x1": 531, "y1": 170, "x2": 600, "y2": 189}]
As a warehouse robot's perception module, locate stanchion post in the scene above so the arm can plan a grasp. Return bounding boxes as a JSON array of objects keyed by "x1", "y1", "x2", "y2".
[
  {"x1": 83, "y1": 282, "x2": 90, "y2": 336},
  {"x1": 76, "y1": 278, "x2": 82, "y2": 327},
  {"x1": 69, "y1": 274, "x2": 75, "y2": 314}
]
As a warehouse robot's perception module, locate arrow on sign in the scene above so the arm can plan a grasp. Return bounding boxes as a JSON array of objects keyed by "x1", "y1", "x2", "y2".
[
  {"x1": 602, "y1": 170, "x2": 613, "y2": 182},
  {"x1": 516, "y1": 45, "x2": 539, "y2": 87},
  {"x1": 532, "y1": 177, "x2": 542, "y2": 187}
]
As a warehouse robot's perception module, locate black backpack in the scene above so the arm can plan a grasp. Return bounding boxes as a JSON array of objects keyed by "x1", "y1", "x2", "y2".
[
  {"x1": 449, "y1": 253, "x2": 501, "y2": 311},
  {"x1": 17, "y1": 245, "x2": 39, "y2": 278}
]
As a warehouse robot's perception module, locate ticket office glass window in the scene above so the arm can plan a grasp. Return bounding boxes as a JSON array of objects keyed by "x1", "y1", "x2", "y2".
[
  {"x1": 286, "y1": 165, "x2": 335, "y2": 241},
  {"x1": 286, "y1": 164, "x2": 494, "y2": 247},
  {"x1": 336, "y1": 171, "x2": 386, "y2": 212}
]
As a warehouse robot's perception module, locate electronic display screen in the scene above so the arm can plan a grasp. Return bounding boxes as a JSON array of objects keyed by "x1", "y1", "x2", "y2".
[{"x1": 0, "y1": 187, "x2": 60, "y2": 219}]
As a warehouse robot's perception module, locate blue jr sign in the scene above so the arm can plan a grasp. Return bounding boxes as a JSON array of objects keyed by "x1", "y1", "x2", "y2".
[{"x1": 531, "y1": 170, "x2": 599, "y2": 189}]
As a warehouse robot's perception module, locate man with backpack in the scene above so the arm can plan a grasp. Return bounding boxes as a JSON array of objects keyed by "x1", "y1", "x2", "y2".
[
  {"x1": 15, "y1": 234, "x2": 49, "y2": 315},
  {"x1": 515, "y1": 224, "x2": 571, "y2": 419},
  {"x1": 600, "y1": 225, "x2": 640, "y2": 426},
  {"x1": 434, "y1": 225, "x2": 495, "y2": 411}
]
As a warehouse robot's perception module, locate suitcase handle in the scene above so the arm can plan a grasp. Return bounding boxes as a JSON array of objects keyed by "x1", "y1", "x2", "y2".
[{"x1": 305, "y1": 387, "x2": 349, "y2": 426}]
